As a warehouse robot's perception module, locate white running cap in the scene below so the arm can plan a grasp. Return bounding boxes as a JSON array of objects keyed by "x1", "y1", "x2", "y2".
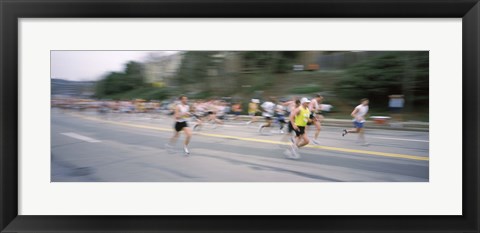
[
  {"x1": 251, "y1": 99, "x2": 260, "y2": 103},
  {"x1": 300, "y1": 97, "x2": 311, "y2": 104}
]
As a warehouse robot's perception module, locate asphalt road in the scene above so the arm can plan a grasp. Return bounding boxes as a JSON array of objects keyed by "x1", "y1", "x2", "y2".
[{"x1": 51, "y1": 109, "x2": 429, "y2": 182}]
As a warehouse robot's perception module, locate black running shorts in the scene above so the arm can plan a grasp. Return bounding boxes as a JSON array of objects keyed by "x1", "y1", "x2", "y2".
[
  {"x1": 174, "y1": 121, "x2": 188, "y2": 132},
  {"x1": 293, "y1": 126, "x2": 306, "y2": 136}
]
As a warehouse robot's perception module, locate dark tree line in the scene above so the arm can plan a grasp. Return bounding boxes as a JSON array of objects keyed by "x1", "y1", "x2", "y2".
[
  {"x1": 336, "y1": 51, "x2": 429, "y2": 110},
  {"x1": 240, "y1": 51, "x2": 299, "y2": 73},
  {"x1": 95, "y1": 61, "x2": 144, "y2": 97}
]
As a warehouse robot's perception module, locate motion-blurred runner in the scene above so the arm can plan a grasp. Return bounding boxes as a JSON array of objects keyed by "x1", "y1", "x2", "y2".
[
  {"x1": 166, "y1": 95, "x2": 193, "y2": 155},
  {"x1": 287, "y1": 97, "x2": 312, "y2": 159},
  {"x1": 342, "y1": 98, "x2": 370, "y2": 146},
  {"x1": 309, "y1": 94, "x2": 324, "y2": 145}
]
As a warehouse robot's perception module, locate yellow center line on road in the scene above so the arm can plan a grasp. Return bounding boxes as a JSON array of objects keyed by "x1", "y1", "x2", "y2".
[
  {"x1": 195, "y1": 132, "x2": 429, "y2": 161},
  {"x1": 68, "y1": 112, "x2": 429, "y2": 161}
]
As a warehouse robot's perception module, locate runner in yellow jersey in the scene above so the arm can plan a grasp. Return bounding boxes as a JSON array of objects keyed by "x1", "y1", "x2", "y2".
[
  {"x1": 246, "y1": 99, "x2": 260, "y2": 124},
  {"x1": 288, "y1": 97, "x2": 312, "y2": 158}
]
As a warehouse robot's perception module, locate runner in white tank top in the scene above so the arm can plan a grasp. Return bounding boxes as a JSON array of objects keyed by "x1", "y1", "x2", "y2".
[
  {"x1": 177, "y1": 104, "x2": 190, "y2": 122},
  {"x1": 166, "y1": 96, "x2": 193, "y2": 155},
  {"x1": 342, "y1": 98, "x2": 369, "y2": 146}
]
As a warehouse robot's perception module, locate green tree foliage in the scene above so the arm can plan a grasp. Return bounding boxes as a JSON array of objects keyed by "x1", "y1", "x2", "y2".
[
  {"x1": 175, "y1": 51, "x2": 217, "y2": 85},
  {"x1": 275, "y1": 51, "x2": 299, "y2": 73},
  {"x1": 95, "y1": 61, "x2": 145, "y2": 98},
  {"x1": 289, "y1": 84, "x2": 322, "y2": 94},
  {"x1": 104, "y1": 87, "x2": 171, "y2": 101},
  {"x1": 124, "y1": 61, "x2": 144, "y2": 87},
  {"x1": 241, "y1": 51, "x2": 299, "y2": 73},
  {"x1": 173, "y1": 51, "x2": 300, "y2": 97},
  {"x1": 336, "y1": 52, "x2": 429, "y2": 109}
]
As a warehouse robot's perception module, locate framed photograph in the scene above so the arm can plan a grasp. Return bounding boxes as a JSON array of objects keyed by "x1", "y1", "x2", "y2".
[{"x1": 1, "y1": 0, "x2": 478, "y2": 232}]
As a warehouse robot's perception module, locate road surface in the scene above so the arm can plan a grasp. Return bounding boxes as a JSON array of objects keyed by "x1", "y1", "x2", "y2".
[{"x1": 51, "y1": 109, "x2": 429, "y2": 182}]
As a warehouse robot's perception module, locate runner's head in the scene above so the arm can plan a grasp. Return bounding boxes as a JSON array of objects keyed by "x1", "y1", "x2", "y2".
[
  {"x1": 295, "y1": 99, "x2": 301, "y2": 107},
  {"x1": 179, "y1": 95, "x2": 188, "y2": 105},
  {"x1": 360, "y1": 98, "x2": 369, "y2": 106},
  {"x1": 315, "y1": 94, "x2": 324, "y2": 102},
  {"x1": 300, "y1": 97, "x2": 311, "y2": 107}
]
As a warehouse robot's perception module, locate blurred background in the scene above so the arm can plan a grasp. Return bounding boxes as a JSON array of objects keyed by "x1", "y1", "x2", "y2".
[
  {"x1": 51, "y1": 51, "x2": 428, "y2": 123},
  {"x1": 51, "y1": 51, "x2": 429, "y2": 182}
]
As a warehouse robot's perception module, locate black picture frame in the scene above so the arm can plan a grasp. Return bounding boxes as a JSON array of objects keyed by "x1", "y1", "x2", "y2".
[{"x1": 1, "y1": 0, "x2": 479, "y2": 232}]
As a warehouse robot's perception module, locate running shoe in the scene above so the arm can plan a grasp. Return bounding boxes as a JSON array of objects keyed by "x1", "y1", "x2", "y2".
[
  {"x1": 342, "y1": 129, "x2": 348, "y2": 137},
  {"x1": 258, "y1": 125, "x2": 264, "y2": 133},
  {"x1": 184, "y1": 146, "x2": 190, "y2": 155},
  {"x1": 290, "y1": 145, "x2": 300, "y2": 159},
  {"x1": 193, "y1": 124, "x2": 200, "y2": 131},
  {"x1": 290, "y1": 143, "x2": 299, "y2": 155},
  {"x1": 290, "y1": 137, "x2": 296, "y2": 144},
  {"x1": 312, "y1": 139, "x2": 320, "y2": 145},
  {"x1": 284, "y1": 149, "x2": 294, "y2": 159},
  {"x1": 293, "y1": 153, "x2": 301, "y2": 159}
]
